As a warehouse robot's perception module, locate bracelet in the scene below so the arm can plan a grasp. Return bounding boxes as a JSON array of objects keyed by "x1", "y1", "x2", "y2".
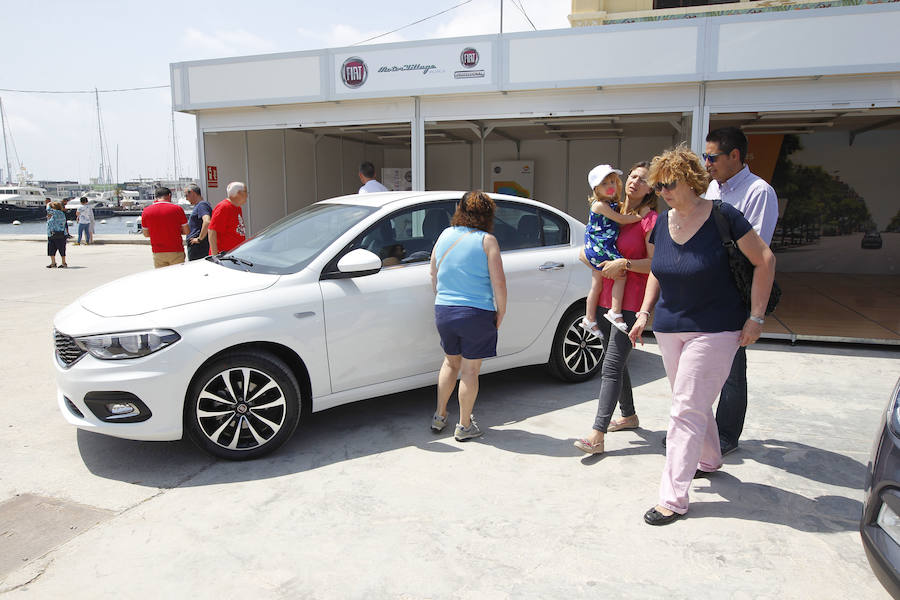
[
  {"x1": 748, "y1": 315, "x2": 764, "y2": 325},
  {"x1": 636, "y1": 310, "x2": 650, "y2": 318}
]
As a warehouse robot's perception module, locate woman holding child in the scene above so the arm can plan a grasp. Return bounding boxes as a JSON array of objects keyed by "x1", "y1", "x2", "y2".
[{"x1": 574, "y1": 162, "x2": 658, "y2": 454}]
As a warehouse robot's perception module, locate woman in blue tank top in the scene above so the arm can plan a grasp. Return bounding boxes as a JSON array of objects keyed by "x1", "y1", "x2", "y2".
[{"x1": 429, "y1": 191, "x2": 507, "y2": 442}]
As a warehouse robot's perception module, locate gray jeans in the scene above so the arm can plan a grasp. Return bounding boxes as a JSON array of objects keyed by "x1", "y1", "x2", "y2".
[{"x1": 592, "y1": 310, "x2": 637, "y2": 433}]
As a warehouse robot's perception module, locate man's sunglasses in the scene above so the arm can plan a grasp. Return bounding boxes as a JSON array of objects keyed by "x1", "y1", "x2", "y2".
[
  {"x1": 653, "y1": 181, "x2": 678, "y2": 192},
  {"x1": 702, "y1": 152, "x2": 726, "y2": 163}
]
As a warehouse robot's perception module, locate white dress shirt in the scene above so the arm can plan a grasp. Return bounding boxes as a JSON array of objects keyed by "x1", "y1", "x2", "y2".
[
  {"x1": 705, "y1": 165, "x2": 779, "y2": 245},
  {"x1": 359, "y1": 179, "x2": 389, "y2": 194}
]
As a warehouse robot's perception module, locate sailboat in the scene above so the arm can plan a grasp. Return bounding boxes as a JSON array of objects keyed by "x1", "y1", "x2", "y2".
[{"x1": 0, "y1": 98, "x2": 48, "y2": 222}]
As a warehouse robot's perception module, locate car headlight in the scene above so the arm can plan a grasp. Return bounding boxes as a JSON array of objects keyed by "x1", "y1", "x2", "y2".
[{"x1": 74, "y1": 329, "x2": 180, "y2": 360}]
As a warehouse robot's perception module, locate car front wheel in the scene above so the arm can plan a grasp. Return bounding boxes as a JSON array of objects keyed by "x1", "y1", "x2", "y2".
[
  {"x1": 547, "y1": 303, "x2": 604, "y2": 382},
  {"x1": 186, "y1": 351, "x2": 301, "y2": 460}
]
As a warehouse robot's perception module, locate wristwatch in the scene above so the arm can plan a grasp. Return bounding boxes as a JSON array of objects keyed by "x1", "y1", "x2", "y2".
[
  {"x1": 748, "y1": 315, "x2": 764, "y2": 325},
  {"x1": 625, "y1": 260, "x2": 632, "y2": 271}
]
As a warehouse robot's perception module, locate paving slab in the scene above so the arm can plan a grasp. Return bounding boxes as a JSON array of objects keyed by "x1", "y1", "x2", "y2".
[{"x1": 0, "y1": 239, "x2": 897, "y2": 598}]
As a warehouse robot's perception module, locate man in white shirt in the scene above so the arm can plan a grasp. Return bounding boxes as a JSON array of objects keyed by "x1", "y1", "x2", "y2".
[
  {"x1": 75, "y1": 197, "x2": 95, "y2": 245},
  {"x1": 358, "y1": 161, "x2": 389, "y2": 194},
  {"x1": 704, "y1": 126, "x2": 779, "y2": 456}
]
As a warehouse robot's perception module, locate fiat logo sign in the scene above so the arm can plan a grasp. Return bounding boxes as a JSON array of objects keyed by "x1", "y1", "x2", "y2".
[
  {"x1": 341, "y1": 57, "x2": 368, "y2": 88},
  {"x1": 460, "y1": 47, "x2": 479, "y2": 69}
]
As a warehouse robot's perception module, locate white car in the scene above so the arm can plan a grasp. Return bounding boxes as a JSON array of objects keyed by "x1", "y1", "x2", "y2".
[{"x1": 53, "y1": 191, "x2": 603, "y2": 460}]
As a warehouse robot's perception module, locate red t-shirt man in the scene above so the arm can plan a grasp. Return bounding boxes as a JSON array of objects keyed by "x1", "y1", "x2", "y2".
[
  {"x1": 142, "y1": 201, "x2": 188, "y2": 252},
  {"x1": 208, "y1": 197, "x2": 246, "y2": 254}
]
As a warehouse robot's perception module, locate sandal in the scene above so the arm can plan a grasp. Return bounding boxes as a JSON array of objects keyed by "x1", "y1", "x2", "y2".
[
  {"x1": 603, "y1": 311, "x2": 629, "y2": 333},
  {"x1": 58, "y1": 264, "x2": 68, "y2": 268},
  {"x1": 608, "y1": 414, "x2": 639, "y2": 432},
  {"x1": 574, "y1": 437, "x2": 604, "y2": 454},
  {"x1": 46, "y1": 264, "x2": 57, "y2": 268},
  {"x1": 579, "y1": 318, "x2": 602, "y2": 339}
]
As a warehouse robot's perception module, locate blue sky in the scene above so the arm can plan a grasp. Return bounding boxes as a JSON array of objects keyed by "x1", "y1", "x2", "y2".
[{"x1": 1, "y1": 0, "x2": 570, "y2": 184}]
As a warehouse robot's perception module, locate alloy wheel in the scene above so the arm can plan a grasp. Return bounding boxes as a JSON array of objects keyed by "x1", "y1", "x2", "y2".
[{"x1": 196, "y1": 367, "x2": 287, "y2": 451}]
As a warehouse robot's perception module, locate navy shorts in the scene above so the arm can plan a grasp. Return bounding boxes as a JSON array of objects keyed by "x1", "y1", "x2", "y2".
[{"x1": 435, "y1": 305, "x2": 498, "y2": 360}]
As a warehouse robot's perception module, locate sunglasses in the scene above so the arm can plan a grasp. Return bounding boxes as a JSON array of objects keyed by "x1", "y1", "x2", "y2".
[
  {"x1": 702, "y1": 152, "x2": 726, "y2": 163},
  {"x1": 653, "y1": 181, "x2": 678, "y2": 192}
]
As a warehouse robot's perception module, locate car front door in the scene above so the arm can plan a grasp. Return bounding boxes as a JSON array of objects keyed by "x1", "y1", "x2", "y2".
[{"x1": 319, "y1": 202, "x2": 455, "y2": 393}]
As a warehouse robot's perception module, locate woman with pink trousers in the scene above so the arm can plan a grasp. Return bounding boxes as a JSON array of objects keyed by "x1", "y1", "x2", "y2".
[{"x1": 629, "y1": 146, "x2": 775, "y2": 526}]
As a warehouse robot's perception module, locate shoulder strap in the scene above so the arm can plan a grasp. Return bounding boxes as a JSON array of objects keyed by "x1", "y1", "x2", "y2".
[
  {"x1": 436, "y1": 230, "x2": 474, "y2": 271},
  {"x1": 710, "y1": 200, "x2": 736, "y2": 248}
]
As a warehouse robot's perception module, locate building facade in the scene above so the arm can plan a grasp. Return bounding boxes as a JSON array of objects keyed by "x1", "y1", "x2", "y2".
[{"x1": 171, "y1": 2, "x2": 900, "y2": 343}]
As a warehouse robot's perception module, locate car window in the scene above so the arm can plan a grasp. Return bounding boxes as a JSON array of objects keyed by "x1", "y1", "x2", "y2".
[
  {"x1": 221, "y1": 203, "x2": 375, "y2": 274},
  {"x1": 493, "y1": 201, "x2": 541, "y2": 251},
  {"x1": 539, "y1": 209, "x2": 570, "y2": 246},
  {"x1": 347, "y1": 201, "x2": 456, "y2": 267}
]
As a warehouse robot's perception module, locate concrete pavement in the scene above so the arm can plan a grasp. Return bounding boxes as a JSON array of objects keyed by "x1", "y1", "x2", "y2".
[{"x1": 0, "y1": 238, "x2": 897, "y2": 599}]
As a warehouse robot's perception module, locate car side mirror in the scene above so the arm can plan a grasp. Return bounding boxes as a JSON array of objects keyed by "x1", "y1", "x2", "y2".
[{"x1": 336, "y1": 248, "x2": 382, "y2": 276}]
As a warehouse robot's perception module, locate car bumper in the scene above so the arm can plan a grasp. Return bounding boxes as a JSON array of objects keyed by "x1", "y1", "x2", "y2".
[
  {"x1": 55, "y1": 340, "x2": 205, "y2": 442},
  {"x1": 861, "y1": 421, "x2": 900, "y2": 598}
]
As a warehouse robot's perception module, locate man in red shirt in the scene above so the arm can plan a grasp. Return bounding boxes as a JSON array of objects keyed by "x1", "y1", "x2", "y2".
[
  {"x1": 209, "y1": 181, "x2": 248, "y2": 255},
  {"x1": 141, "y1": 187, "x2": 189, "y2": 268}
]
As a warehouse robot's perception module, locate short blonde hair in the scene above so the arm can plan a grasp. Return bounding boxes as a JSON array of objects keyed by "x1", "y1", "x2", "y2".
[{"x1": 648, "y1": 145, "x2": 709, "y2": 196}]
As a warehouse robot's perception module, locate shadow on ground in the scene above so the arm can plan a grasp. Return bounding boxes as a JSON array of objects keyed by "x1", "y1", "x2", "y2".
[{"x1": 75, "y1": 351, "x2": 666, "y2": 487}]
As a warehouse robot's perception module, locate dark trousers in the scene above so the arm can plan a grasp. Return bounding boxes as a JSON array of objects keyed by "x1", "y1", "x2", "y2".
[
  {"x1": 47, "y1": 236, "x2": 67, "y2": 257},
  {"x1": 187, "y1": 238, "x2": 210, "y2": 261},
  {"x1": 715, "y1": 345, "x2": 747, "y2": 445},
  {"x1": 592, "y1": 310, "x2": 636, "y2": 433}
]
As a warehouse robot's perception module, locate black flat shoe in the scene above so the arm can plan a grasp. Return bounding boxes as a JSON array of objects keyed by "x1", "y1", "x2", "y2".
[
  {"x1": 694, "y1": 469, "x2": 719, "y2": 479},
  {"x1": 644, "y1": 507, "x2": 683, "y2": 526},
  {"x1": 46, "y1": 264, "x2": 56, "y2": 268}
]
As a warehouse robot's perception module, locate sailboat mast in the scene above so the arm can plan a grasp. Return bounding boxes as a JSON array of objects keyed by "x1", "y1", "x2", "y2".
[
  {"x1": 0, "y1": 97, "x2": 11, "y2": 185},
  {"x1": 95, "y1": 88, "x2": 105, "y2": 186}
]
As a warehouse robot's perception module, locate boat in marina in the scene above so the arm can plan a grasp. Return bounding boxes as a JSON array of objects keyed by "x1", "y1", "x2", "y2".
[
  {"x1": 0, "y1": 181, "x2": 48, "y2": 222},
  {"x1": 64, "y1": 191, "x2": 117, "y2": 219}
]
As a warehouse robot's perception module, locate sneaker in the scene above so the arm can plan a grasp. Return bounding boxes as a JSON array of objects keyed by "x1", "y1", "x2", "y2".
[
  {"x1": 431, "y1": 412, "x2": 448, "y2": 432},
  {"x1": 454, "y1": 419, "x2": 483, "y2": 441}
]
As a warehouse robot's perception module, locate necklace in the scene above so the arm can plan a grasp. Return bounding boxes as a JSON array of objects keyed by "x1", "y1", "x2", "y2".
[{"x1": 670, "y1": 212, "x2": 681, "y2": 230}]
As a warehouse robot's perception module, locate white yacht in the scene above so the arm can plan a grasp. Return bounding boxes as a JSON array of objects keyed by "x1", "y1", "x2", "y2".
[{"x1": 0, "y1": 182, "x2": 48, "y2": 222}]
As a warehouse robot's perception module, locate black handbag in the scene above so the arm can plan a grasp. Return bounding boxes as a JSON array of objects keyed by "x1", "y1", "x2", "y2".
[{"x1": 711, "y1": 201, "x2": 781, "y2": 315}]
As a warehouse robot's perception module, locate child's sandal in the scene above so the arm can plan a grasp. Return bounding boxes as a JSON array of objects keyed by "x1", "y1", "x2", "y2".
[
  {"x1": 604, "y1": 311, "x2": 630, "y2": 333},
  {"x1": 579, "y1": 318, "x2": 602, "y2": 339}
]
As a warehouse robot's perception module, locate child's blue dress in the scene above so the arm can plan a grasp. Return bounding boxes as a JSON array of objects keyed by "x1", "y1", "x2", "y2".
[{"x1": 584, "y1": 202, "x2": 623, "y2": 270}]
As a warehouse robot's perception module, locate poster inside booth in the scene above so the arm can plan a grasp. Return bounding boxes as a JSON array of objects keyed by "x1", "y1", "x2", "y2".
[
  {"x1": 491, "y1": 161, "x2": 534, "y2": 198},
  {"x1": 382, "y1": 168, "x2": 412, "y2": 191}
]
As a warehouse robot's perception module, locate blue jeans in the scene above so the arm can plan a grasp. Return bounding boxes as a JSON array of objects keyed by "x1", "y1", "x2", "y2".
[
  {"x1": 715, "y1": 346, "x2": 747, "y2": 446},
  {"x1": 592, "y1": 310, "x2": 636, "y2": 433},
  {"x1": 77, "y1": 223, "x2": 91, "y2": 244}
]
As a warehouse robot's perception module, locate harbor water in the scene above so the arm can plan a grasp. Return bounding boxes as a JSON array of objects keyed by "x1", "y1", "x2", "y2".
[{"x1": 0, "y1": 216, "x2": 141, "y2": 236}]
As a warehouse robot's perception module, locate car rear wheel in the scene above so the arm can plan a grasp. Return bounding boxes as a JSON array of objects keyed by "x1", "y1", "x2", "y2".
[
  {"x1": 186, "y1": 351, "x2": 301, "y2": 460},
  {"x1": 547, "y1": 303, "x2": 604, "y2": 382}
]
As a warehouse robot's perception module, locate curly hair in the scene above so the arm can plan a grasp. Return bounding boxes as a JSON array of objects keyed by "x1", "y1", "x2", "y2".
[
  {"x1": 49, "y1": 201, "x2": 65, "y2": 211},
  {"x1": 648, "y1": 145, "x2": 709, "y2": 196},
  {"x1": 451, "y1": 190, "x2": 495, "y2": 233},
  {"x1": 623, "y1": 161, "x2": 657, "y2": 215}
]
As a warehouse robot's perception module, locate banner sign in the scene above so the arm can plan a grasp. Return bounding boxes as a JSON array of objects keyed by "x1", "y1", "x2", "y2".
[{"x1": 334, "y1": 42, "x2": 493, "y2": 96}]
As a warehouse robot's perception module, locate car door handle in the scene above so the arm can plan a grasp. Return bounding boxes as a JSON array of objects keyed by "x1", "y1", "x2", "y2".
[{"x1": 538, "y1": 262, "x2": 565, "y2": 271}]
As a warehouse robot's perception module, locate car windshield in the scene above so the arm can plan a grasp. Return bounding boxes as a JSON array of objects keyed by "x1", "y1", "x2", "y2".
[{"x1": 216, "y1": 203, "x2": 376, "y2": 274}]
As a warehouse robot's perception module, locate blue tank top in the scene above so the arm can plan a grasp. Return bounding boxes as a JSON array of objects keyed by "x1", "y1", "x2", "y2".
[{"x1": 433, "y1": 226, "x2": 495, "y2": 312}]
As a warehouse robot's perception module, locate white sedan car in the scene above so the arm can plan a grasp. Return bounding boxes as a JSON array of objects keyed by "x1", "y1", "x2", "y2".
[{"x1": 53, "y1": 191, "x2": 603, "y2": 460}]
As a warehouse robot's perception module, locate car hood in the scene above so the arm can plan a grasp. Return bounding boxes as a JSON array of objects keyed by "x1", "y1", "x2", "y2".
[{"x1": 79, "y1": 260, "x2": 279, "y2": 317}]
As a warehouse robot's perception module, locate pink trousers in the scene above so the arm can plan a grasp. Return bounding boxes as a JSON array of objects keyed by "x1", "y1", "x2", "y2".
[{"x1": 655, "y1": 330, "x2": 741, "y2": 514}]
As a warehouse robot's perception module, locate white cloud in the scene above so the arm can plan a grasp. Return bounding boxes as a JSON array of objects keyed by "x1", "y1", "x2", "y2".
[{"x1": 184, "y1": 27, "x2": 276, "y2": 58}]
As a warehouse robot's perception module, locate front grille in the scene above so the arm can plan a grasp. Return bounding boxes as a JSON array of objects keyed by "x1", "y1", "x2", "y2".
[{"x1": 54, "y1": 330, "x2": 85, "y2": 367}]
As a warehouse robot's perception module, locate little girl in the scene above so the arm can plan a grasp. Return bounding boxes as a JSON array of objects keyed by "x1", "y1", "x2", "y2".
[{"x1": 579, "y1": 164, "x2": 641, "y2": 337}]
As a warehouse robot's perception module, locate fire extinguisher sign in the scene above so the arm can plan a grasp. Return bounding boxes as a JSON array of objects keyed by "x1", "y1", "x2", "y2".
[{"x1": 206, "y1": 166, "x2": 218, "y2": 188}]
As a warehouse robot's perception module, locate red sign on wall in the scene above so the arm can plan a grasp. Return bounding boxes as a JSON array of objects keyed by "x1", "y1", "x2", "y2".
[{"x1": 206, "y1": 166, "x2": 218, "y2": 188}]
